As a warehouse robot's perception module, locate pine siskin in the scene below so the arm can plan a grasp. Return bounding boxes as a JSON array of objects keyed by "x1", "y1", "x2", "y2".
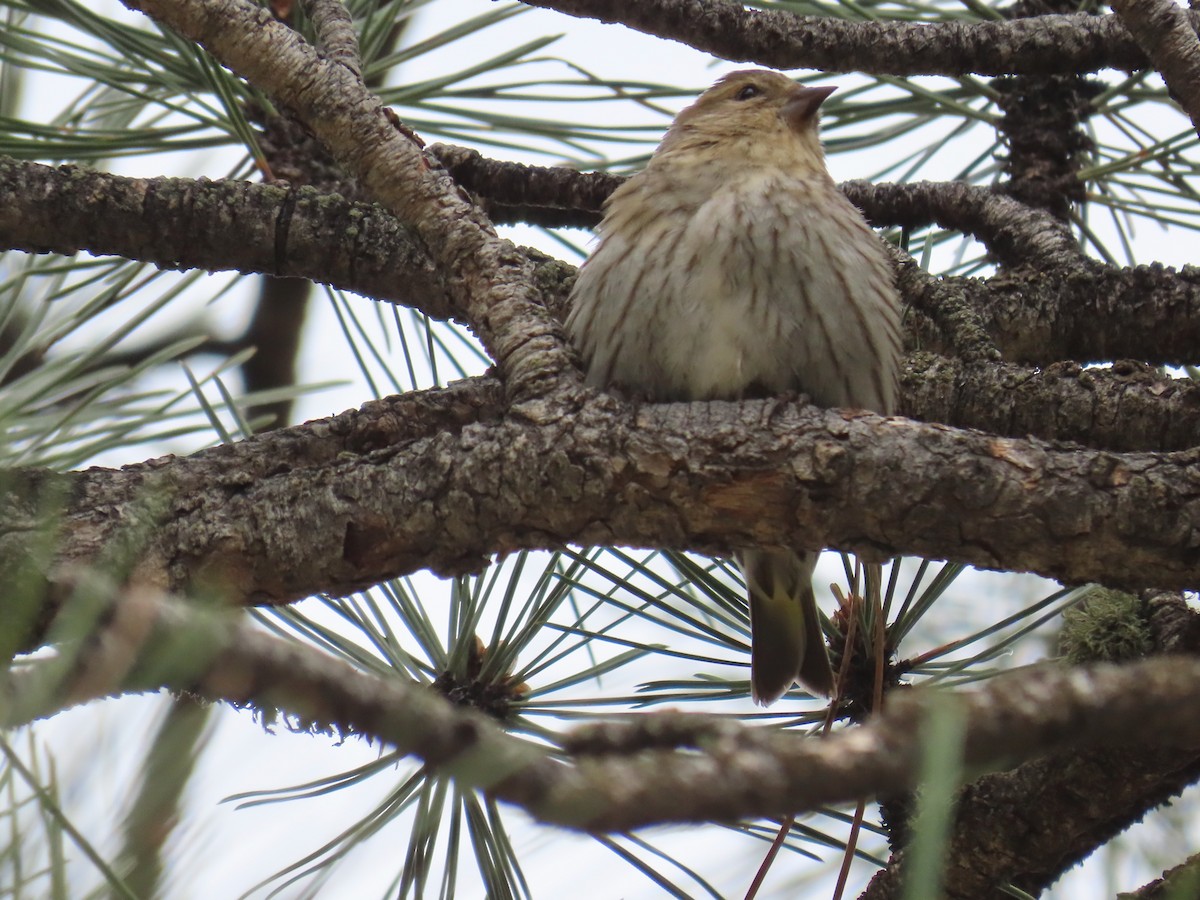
[{"x1": 566, "y1": 69, "x2": 902, "y2": 704}]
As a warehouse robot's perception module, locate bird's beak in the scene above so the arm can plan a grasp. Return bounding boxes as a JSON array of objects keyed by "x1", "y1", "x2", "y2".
[{"x1": 781, "y1": 84, "x2": 837, "y2": 131}]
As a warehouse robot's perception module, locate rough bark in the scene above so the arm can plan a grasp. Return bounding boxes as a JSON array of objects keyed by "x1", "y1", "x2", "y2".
[
  {"x1": 863, "y1": 593, "x2": 1200, "y2": 899},
  {"x1": 124, "y1": 0, "x2": 575, "y2": 400},
  {"x1": 1113, "y1": 0, "x2": 1200, "y2": 137},
  {"x1": 901, "y1": 354, "x2": 1200, "y2": 453},
  {"x1": 0, "y1": 158, "x2": 454, "y2": 317},
  {"x1": 520, "y1": 0, "x2": 1177, "y2": 76},
  {"x1": 4, "y1": 385, "x2": 1199, "y2": 653},
  {"x1": 13, "y1": 584, "x2": 1200, "y2": 837}
]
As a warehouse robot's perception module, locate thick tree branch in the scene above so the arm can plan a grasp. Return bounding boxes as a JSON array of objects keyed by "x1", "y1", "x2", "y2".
[
  {"x1": 9, "y1": 353, "x2": 1194, "y2": 627},
  {"x1": 3, "y1": 583, "x2": 546, "y2": 792},
  {"x1": 0, "y1": 157, "x2": 456, "y2": 318},
  {"x1": 13, "y1": 586, "x2": 1200, "y2": 835},
  {"x1": 3, "y1": 387, "x2": 1199, "y2": 638},
  {"x1": 520, "y1": 1, "x2": 1170, "y2": 77},
  {"x1": 903, "y1": 261, "x2": 1200, "y2": 366},
  {"x1": 1112, "y1": 0, "x2": 1200, "y2": 137},
  {"x1": 902, "y1": 354, "x2": 1200, "y2": 453},
  {"x1": 123, "y1": 0, "x2": 573, "y2": 400}
]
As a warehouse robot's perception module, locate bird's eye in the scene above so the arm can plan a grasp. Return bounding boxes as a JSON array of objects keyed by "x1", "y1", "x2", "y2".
[{"x1": 734, "y1": 84, "x2": 762, "y2": 102}]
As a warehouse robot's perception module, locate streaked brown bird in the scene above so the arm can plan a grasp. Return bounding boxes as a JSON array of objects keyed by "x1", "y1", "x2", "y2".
[{"x1": 566, "y1": 69, "x2": 902, "y2": 704}]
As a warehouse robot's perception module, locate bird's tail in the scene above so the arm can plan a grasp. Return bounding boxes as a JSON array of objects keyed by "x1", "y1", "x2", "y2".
[{"x1": 738, "y1": 548, "x2": 834, "y2": 704}]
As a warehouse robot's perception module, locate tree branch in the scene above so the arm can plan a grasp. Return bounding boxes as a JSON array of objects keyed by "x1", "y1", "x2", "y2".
[
  {"x1": 904, "y1": 261, "x2": 1200, "y2": 366},
  {"x1": 864, "y1": 593, "x2": 1200, "y2": 899},
  {"x1": 3, "y1": 385, "x2": 1199, "y2": 640},
  {"x1": 864, "y1": 746, "x2": 1200, "y2": 898},
  {"x1": 1120, "y1": 853, "x2": 1200, "y2": 899},
  {"x1": 902, "y1": 354, "x2": 1200, "y2": 453},
  {"x1": 8, "y1": 352, "x2": 1193, "y2": 639},
  {"x1": 0, "y1": 157, "x2": 456, "y2": 318},
  {"x1": 14, "y1": 585, "x2": 1200, "y2": 835},
  {"x1": 541, "y1": 655, "x2": 1200, "y2": 830},
  {"x1": 302, "y1": 0, "x2": 362, "y2": 80},
  {"x1": 1112, "y1": 0, "x2": 1200, "y2": 137},
  {"x1": 431, "y1": 145, "x2": 1083, "y2": 270},
  {"x1": 848, "y1": 180, "x2": 1083, "y2": 269},
  {"x1": 989, "y1": 0, "x2": 1100, "y2": 223},
  {"x1": 122, "y1": 0, "x2": 573, "y2": 400},
  {"x1": 427, "y1": 143, "x2": 622, "y2": 230},
  {"x1": 520, "y1": 0, "x2": 1169, "y2": 77}
]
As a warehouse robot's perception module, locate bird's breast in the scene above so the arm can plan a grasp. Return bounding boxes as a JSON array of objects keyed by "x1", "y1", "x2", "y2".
[{"x1": 568, "y1": 172, "x2": 901, "y2": 413}]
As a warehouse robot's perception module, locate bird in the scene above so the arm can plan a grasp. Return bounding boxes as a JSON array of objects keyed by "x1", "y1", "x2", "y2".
[{"x1": 565, "y1": 69, "x2": 902, "y2": 704}]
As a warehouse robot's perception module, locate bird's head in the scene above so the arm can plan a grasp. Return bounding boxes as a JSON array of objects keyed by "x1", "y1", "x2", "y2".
[{"x1": 655, "y1": 69, "x2": 835, "y2": 176}]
